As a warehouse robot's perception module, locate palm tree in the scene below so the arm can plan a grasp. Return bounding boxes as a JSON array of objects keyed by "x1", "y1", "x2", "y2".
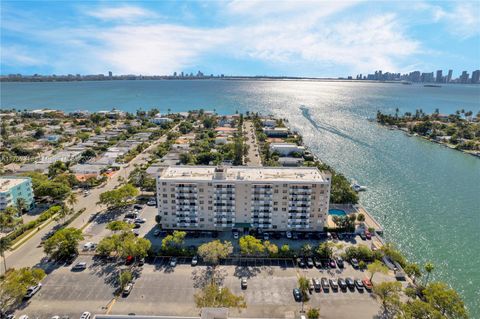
[
  {"x1": 16, "y1": 198, "x2": 27, "y2": 215},
  {"x1": 0, "y1": 237, "x2": 12, "y2": 273},
  {"x1": 66, "y1": 192, "x2": 78, "y2": 213},
  {"x1": 298, "y1": 276, "x2": 309, "y2": 312},
  {"x1": 424, "y1": 262, "x2": 435, "y2": 284}
]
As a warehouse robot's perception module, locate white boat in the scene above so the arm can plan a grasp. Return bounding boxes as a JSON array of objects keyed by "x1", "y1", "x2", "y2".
[{"x1": 351, "y1": 180, "x2": 367, "y2": 192}]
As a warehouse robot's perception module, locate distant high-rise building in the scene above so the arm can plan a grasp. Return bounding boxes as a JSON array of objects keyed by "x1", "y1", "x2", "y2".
[
  {"x1": 446, "y1": 70, "x2": 453, "y2": 83},
  {"x1": 421, "y1": 72, "x2": 434, "y2": 83},
  {"x1": 409, "y1": 71, "x2": 421, "y2": 82},
  {"x1": 173, "y1": 72, "x2": 177, "y2": 77},
  {"x1": 108, "y1": 71, "x2": 113, "y2": 77},
  {"x1": 180, "y1": 71, "x2": 184, "y2": 77},
  {"x1": 471, "y1": 70, "x2": 480, "y2": 84},
  {"x1": 460, "y1": 71, "x2": 469, "y2": 84},
  {"x1": 436, "y1": 70, "x2": 443, "y2": 83}
]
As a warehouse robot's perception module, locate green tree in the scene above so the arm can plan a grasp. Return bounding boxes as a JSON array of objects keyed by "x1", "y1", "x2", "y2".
[
  {"x1": 106, "y1": 221, "x2": 133, "y2": 232},
  {"x1": 197, "y1": 240, "x2": 233, "y2": 265},
  {"x1": 15, "y1": 198, "x2": 27, "y2": 214},
  {"x1": 66, "y1": 192, "x2": 78, "y2": 212},
  {"x1": 48, "y1": 161, "x2": 69, "y2": 178},
  {"x1": 0, "y1": 267, "x2": 46, "y2": 312},
  {"x1": 263, "y1": 241, "x2": 278, "y2": 256},
  {"x1": 239, "y1": 235, "x2": 264, "y2": 255},
  {"x1": 298, "y1": 276, "x2": 310, "y2": 304},
  {"x1": 423, "y1": 282, "x2": 468, "y2": 319},
  {"x1": 404, "y1": 263, "x2": 422, "y2": 282},
  {"x1": 98, "y1": 183, "x2": 139, "y2": 210},
  {"x1": 424, "y1": 262, "x2": 435, "y2": 284},
  {"x1": 194, "y1": 282, "x2": 246, "y2": 310},
  {"x1": 367, "y1": 260, "x2": 389, "y2": 281},
  {"x1": 356, "y1": 213, "x2": 365, "y2": 222},
  {"x1": 43, "y1": 227, "x2": 84, "y2": 260},
  {"x1": 316, "y1": 242, "x2": 334, "y2": 259},
  {"x1": 0, "y1": 237, "x2": 12, "y2": 273},
  {"x1": 398, "y1": 299, "x2": 443, "y2": 319},
  {"x1": 119, "y1": 270, "x2": 132, "y2": 289},
  {"x1": 0, "y1": 206, "x2": 22, "y2": 232},
  {"x1": 307, "y1": 308, "x2": 320, "y2": 319},
  {"x1": 161, "y1": 230, "x2": 186, "y2": 254},
  {"x1": 373, "y1": 281, "x2": 402, "y2": 317}
]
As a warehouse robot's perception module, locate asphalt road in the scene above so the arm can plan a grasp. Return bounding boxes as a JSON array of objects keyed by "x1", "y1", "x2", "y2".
[
  {"x1": 243, "y1": 121, "x2": 262, "y2": 166},
  {"x1": 2, "y1": 125, "x2": 178, "y2": 275}
]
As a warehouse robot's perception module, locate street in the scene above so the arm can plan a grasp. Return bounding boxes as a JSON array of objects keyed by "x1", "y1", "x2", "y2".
[{"x1": 243, "y1": 120, "x2": 262, "y2": 166}]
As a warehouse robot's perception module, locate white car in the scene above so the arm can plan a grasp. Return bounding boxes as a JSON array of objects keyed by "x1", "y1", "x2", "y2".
[
  {"x1": 72, "y1": 262, "x2": 87, "y2": 271},
  {"x1": 286, "y1": 231, "x2": 292, "y2": 239},
  {"x1": 170, "y1": 257, "x2": 177, "y2": 267},
  {"x1": 233, "y1": 232, "x2": 239, "y2": 239},
  {"x1": 134, "y1": 218, "x2": 146, "y2": 224},
  {"x1": 18, "y1": 316, "x2": 28, "y2": 319},
  {"x1": 25, "y1": 283, "x2": 42, "y2": 298},
  {"x1": 80, "y1": 312, "x2": 91, "y2": 319},
  {"x1": 83, "y1": 242, "x2": 96, "y2": 251}
]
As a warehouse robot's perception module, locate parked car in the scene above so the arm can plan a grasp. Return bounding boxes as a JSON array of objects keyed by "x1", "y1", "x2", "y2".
[
  {"x1": 133, "y1": 204, "x2": 143, "y2": 210},
  {"x1": 241, "y1": 277, "x2": 247, "y2": 289},
  {"x1": 346, "y1": 277, "x2": 355, "y2": 289},
  {"x1": 138, "y1": 258, "x2": 145, "y2": 266},
  {"x1": 306, "y1": 257, "x2": 314, "y2": 268},
  {"x1": 313, "y1": 278, "x2": 321, "y2": 292},
  {"x1": 122, "y1": 282, "x2": 133, "y2": 296},
  {"x1": 292, "y1": 233, "x2": 299, "y2": 240},
  {"x1": 313, "y1": 258, "x2": 322, "y2": 268},
  {"x1": 132, "y1": 229, "x2": 140, "y2": 236},
  {"x1": 24, "y1": 283, "x2": 42, "y2": 298},
  {"x1": 360, "y1": 232, "x2": 367, "y2": 240},
  {"x1": 331, "y1": 232, "x2": 338, "y2": 240},
  {"x1": 297, "y1": 258, "x2": 306, "y2": 268},
  {"x1": 80, "y1": 312, "x2": 91, "y2": 319},
  {"x1": 351, "y1": 258, "x2": 359, "y2": 269},
  {"x1": 365, "y1": 231, "x2": 372, "y2": 240},
  {"x1": 146, "y1": 198, "x2": 156, "y2": 206},
  {"x1": 233, "y1": 231, "x2": 239, "y2": 239},
  {"x1": 191, "y1": 256, "x2": 198, "y2": 266},
  {"x1": 329, "y1": 259, "x2": 336, "y2": 268},
  {"x1": 336, "y1": 257, "x2": 345, "y2": 269},
  {"x1": 71, "y1": 262, "x2": 87, "y2": 271},
  {"x1": 321, "y1": 277, "x2": 330, "y2": 292},
  {"x1": 170, "y1": 257, "x2": 177, "y2": 267},
  {"x1": 83, "y1": 190, "x2": 90, "y2": 197},
  {"x1": 329, "y1": 278, "x2": 339, "y2": 291},
  {"x1": 18, "y1": 316, "x2": 28, "y2": 319},
  {"x1": 153, "y1": 229, "x2": 161, "y2": 237},
  {"x1": 355, "y1": 279, "x2": 365, "y2": 292},
  {"x1": 362, "y1": 279, "x2": 373, "y2": 291},
  {"x1": 292, "y1": 288, "x2": 302, "y2": 301},
  {"x1": 286, "y1": 231, "x2": 292, "y2": 239},
  {"x1": 338, "y1": 278, "x2": 347, "y2": 290},
  {"x1": 83, "y1": 242, "x2": 96, "y2": 251},
  {"x1": 263, "y1": 233, "x2": 269, "y2": 240},
  {"x1": 133, "y1": 223, "x2": 141, "y2": 229},
  {"x1": 134, "y1": 218, "x2": 146, "y2": 224}
]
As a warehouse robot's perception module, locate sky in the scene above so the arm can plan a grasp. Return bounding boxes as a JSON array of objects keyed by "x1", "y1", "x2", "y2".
[{"x1": 1, "y1": 0, "x2": 479, "y2": 77}]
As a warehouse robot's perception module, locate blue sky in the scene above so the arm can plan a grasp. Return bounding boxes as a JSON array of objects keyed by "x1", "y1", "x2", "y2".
[{"x1": 1, "y1": 0, "x2": 479, "y2": 77}]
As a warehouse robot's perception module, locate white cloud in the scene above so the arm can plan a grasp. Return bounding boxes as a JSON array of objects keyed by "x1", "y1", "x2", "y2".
[
  {"x1": 0, "y1": 1, "x2": 422, "y2": 75},
  {"x1": 85, "y1": 5, "x2": 157, "y2": 21},
  {"x1": 416, "y1": 2, "x2": 480, "y2": 39},
  {"x1": 1, "y1": 46, "x2": 44, "y2": 67}
]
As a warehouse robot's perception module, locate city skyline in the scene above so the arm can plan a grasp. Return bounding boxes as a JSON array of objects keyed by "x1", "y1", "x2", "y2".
[{"x1": 1, "y1": 1, "x2": 479, "y2": 77}]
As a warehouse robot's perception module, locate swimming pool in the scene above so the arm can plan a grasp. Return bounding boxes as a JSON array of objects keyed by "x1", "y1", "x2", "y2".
[{"x1": 328, "y1": 209, "x2": 347, "y2": 216}]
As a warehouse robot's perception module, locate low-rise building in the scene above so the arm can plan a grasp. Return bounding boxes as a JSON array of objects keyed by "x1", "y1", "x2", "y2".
[
  {"x1": 151, "y1": 116, "x2": 173, "y2": 125},
  {"x1": 156, "y1": 166, "x2": 331, "y2": 232},
  {"x1": 0, "y1": 177, "x2": 35, "y2": 211},
  {"x1": 263, "y1": 127, "x2": 289, "y2": 137},
  {"x1": 270, "y1": 143, "x2": 305, "y2": 156}
]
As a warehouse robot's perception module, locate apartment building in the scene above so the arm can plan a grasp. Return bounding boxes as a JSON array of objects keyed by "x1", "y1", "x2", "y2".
[
  {"x1": 156, "y1": 166, "x2": 331, "y2": 232},
  {"x1": 0, "y1": 177, "x2": 35, "y2": 211}
]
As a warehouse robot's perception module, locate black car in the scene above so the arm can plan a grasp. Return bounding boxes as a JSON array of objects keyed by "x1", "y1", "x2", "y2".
[
  {"x1": 359, "y1": 232, "x2": 367, "y2": 240},
  {"x1": 338, "y1": 278, "x2": 347, "y2": 290},
  {"x1": 321, "y1": 277, "x2": 330, "y2": 292},
  {"x1": 293, "y1": 288, "x2": 302, "y2": 302},
  {"x1": 350, "y1": 258, "x2": 359, "y2": 269},
  {"x1": 133, "y1": 223, "x2": 141, "y2": 229},
  {"x1": 346, "y1": 277, "x2": 355, "y2": 289},
  {"x1": 306, "y1": 257, "x2": 314, "y2": 268},
  {"x1": 336, "y1": 257, "x2": 345, "y2": 269},
  {"x1": 297, "y1": 258, "x2": 306, "y2": 268},
  {"x1": 355, "y1": 279, "x2": 365, "y2": 292}
]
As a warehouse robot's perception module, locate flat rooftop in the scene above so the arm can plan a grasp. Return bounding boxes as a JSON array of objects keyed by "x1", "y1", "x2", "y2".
[
  {"x1": 159, "y1": 166, "x2": 328, "y2": 183},
  {"x1": 0, "y1": 177, "x2": 28, "y2": 192}
]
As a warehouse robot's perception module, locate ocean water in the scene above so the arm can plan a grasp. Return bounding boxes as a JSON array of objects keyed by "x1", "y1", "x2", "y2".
[{"x1": 1, "y1": 80, "x2": 480, "y2": 315}]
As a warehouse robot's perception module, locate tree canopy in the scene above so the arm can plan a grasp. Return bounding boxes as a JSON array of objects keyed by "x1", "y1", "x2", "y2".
[
  {"x1": 194, "y1": 282, "x2": 246, "y2": 310},
  {"x1": 0, "y1": 267, "x2": 46, "y2": 312},
  {"x1": 98, "y1": 183, "x2": 139, "y2": 209},
  {"x1": 197, "y1": 240, "x2": 233, "y2": 265},
  {"x1": 43, "y1": 227, "x2": 84, "y2": 260}
]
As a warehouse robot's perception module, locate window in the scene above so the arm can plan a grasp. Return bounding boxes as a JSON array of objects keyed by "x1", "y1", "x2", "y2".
[
  {"x1": 274, "y1": 189, "x2": 279, "y2": 193},
  {"x1": 273, "y1": 208, "x2": 278, "y2": 211},
  {"x1": 163, "y1": 194, "x2": 167, "y2": 198},
  {"x1": 200, "y1": 200, "x2": 204, "y2": 204},
  {"x1": 171, "y1": 194, "x2": 175, "y2": 198},
  {"x1": 282, "y1": 208, "x2": 286, "y2": 211},
  {"x1": 163, "y1": 200, "x2": 168, "y2": 204},
  {"x1": 200, "y1": 218, "x2": 205, "y2": 222},
  {"x1": 199, "y1": 188, "x2": 204, "y2": 192}
]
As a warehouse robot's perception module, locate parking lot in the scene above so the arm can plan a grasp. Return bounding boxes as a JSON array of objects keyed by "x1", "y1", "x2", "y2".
[{"x1": 17, "y1": 252, "x2": 390, "y2": 319}]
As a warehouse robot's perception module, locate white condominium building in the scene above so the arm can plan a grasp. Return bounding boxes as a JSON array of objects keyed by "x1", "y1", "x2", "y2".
[{"x1": 156, "y1": 166, "x2": 331, "y2": 232}]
